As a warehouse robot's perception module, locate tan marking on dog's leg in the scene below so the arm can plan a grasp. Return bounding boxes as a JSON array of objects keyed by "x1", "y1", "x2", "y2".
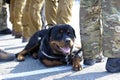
[
  {"x1": 17, "y1": 50, "x2": 28, "y2": 61},
  {"x1": 72, "y1": 57, "x2": 82, "y2": 71},
  {"x1": 42, "y1": 59, "x2": 65, "y2": 67},
  {"x1": 17, "y1": 44, "x2": 39, "y2": 61},
  {"x1": 32, "y1": 52, "x2": 38, "y2": 59}
]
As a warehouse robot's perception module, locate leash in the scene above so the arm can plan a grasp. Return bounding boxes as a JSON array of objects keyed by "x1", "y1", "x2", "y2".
[
  {"x1": 74, "y1": 48, "x2": 82, "y2": 56},
  {"x1": 65, "y1": 48, "x2": 83, "y2": 65},
  {"x1": 42, "y1": 24, "x2": 54, "y2": 29}
]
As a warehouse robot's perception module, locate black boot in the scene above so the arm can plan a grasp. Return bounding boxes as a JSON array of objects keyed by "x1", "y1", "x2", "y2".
[
  {"x1": 0, "y1": 28, "x2": 12, "y2": 35},
  {"x1": 106, "y1": 58, "x2": 120, "y2": 73},
  {"x1": 84, "y1": 57, "x2": 104, "y2": 65},
  {"x1": 0, "y1": 49, "x2": 15, "y2": 61}
]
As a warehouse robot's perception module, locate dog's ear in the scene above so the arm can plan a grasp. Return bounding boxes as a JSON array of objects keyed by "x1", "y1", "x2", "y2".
[
  {"x1": 45, "y1": 27, "x2": 53, "y2": 41},
  {"x1": 71, "y1": 27, "x2": 76, "y2": 38},
  {"x1": 67, "y1": 24, "x2": 76, "y2": 38}
]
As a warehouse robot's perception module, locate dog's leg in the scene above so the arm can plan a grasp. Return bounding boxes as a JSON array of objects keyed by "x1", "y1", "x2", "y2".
[
  {"x1": 72, "y1": 57, "x2": 82, "y2": 71},
  {"x1": 32, "y1": 52, "x2": 38, "y2": 59},
  {"x1": 42, "y1": 59, "x2": 65, "y2": 67},
  {"x1": 16, "y1": 50, "x2": 28, "y2": 61},
  {"x1": 16, "y1": 44, "x2": 39, "y2": 61},
  {"x1": 31, "y1": 43, "x2": 39, "y2": 59}
]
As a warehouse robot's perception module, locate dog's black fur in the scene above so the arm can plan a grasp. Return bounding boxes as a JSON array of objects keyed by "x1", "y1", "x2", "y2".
[{"x1": 16, "y1": 24, "x2": 82, "y2": 71}]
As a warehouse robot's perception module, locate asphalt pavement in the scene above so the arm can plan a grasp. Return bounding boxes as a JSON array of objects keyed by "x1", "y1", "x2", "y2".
[{"x1": 0, "y1": 1, "x2": 120, "y2": 80}]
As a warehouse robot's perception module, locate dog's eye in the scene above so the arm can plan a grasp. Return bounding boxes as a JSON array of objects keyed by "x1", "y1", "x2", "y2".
[
  {"x1": 67, "y1": 30, "x2": 70, "y2": 33},
  {"x1": 67, "y1": 30, "x2": 71, "y2": 35},
  {"x1": 59, "y1": 30, "x2": 63, "y2": 33},
  {"x1": 56, "y1": 30, "x2": 63, "y2": 37}
]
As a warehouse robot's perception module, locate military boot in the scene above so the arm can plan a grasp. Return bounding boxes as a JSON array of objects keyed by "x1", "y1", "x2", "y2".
[
  {"x1": 0, "y1": 28, "x2": 12, "y2": 35},
  {"x1": 83, "y1": 56, "x2": 105, "y2": 66},
  {"x1": 0, "y1": 49, "x2": 15, "y2": 61},
  {"x1": 106, "y1": 58, "x2": 120, "y2": 73}
]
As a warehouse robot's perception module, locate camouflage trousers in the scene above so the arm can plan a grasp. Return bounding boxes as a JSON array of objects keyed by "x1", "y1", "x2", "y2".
[
  {"x1": 80, "y1": 0, "x2": 120, "y2": 59},
  {"x1": 0, "y1": 0, "x2": 7, "y2": 31},
  {"x1": 45, "y1": 0, "x2": 74, "y2": 25},
  {"x1": 0, "y1": 0, "x2": 2, "y2": 12}
]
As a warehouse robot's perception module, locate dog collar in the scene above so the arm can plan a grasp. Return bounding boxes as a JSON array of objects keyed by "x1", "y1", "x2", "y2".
[
  {"x1": 40, "y1": 50, "x2": 72, "y2": 65},
  {"x1": 41, "y1": 50, "x2": 63, "y2": 59}
]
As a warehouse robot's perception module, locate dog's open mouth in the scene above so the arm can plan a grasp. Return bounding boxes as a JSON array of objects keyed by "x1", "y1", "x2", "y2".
[
  {"x1": 55, "y1": 44, "x2": 71, "y2": 54},
  {"x1": 60, "y1": 47, "x2": 70, "y2": 54},
  {"x1": 50, "y1": 41, "x2": 72, "y2": 55}
]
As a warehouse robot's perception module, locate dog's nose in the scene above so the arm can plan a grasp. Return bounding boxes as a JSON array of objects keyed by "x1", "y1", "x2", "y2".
[{"x1": 65, "y1": 38, "x2": 71, "y2": 44}]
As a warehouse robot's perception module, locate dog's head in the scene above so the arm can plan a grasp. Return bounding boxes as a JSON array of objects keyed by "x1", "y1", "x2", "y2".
[{"x1": 48, "y1": 24, "x2": 76, "y2": 56}]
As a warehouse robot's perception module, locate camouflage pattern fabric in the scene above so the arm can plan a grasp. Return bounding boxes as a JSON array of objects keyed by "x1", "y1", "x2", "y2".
[
  {"x1": 0, "y1": 0, "x2": 7, "y2": 31},
  {"x1": 80, "y1": 0, "x2": 102, "y2": 59},
  {"x1": 80, "y1": 0, "x2": 120, "y2": 58},
  {"x1": 0, "y1": 0, "x2": 2, "y2": 12},
  {"x1": 102, "y1": 0, "x2": 120, "y2": 58}
]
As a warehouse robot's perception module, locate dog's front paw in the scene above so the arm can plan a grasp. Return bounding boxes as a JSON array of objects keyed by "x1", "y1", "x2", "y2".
[
  {"x1": 72, "y1": 58, "x2": 82, "y2": 71},
  {"x1": 16, "y1": 54, "x2": 25, "y2": 61},
  {"x1": 16, "y1": 50, "x2": 28, "y2": 61}
]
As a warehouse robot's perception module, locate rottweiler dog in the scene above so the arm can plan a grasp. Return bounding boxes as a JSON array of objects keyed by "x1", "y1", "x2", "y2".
[{"x1": 16, "y1": 24, "x2": 82, "y2": 71}]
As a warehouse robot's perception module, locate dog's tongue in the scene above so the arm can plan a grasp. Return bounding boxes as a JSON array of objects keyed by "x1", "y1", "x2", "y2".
[{"x1": 60, "y1": 47, "x2": 70, "y2": 54}]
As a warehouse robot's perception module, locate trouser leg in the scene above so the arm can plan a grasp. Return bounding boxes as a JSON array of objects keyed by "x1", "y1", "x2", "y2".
[
  {"x1": 57, "y1": 0, "x2": 74, "y2": 24},
  {"x1": 0, "y1": 3, "x2": 7, "y2": 31},
  {"x1": 80, "y1": 0, "x2": 102, "y2": 59},
  {"x1": 9, "y1": 0, "x2": 15, "y2": 24},
  {"x1": 22, "y1": 0, "x2": 31, "y2": 39},
  {"x1": 45, "y1": 0, "x2": 58, "y2": 25},
  {"x1": 102, "y1": 0, "x2": 120, "y2": 58},
  {"x1": 0, "y1": 0, "x2": 2, "y2": 12},
  {"x1": 23, "y1": 0, "x2": 44, "y2": 39},
  {"x1": 13, "y1": 0, "x2": 26, "y2": 34},
  {"x1": 28, "y1": 0, "x2": 44, "y2": 32}
]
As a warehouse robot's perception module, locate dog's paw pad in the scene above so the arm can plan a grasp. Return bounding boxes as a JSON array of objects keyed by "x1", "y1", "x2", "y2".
[
  {"x1": 72, "y1": 63, "x2": 82, "y2": 71},
  {"x1": 17, "y1": 56, "x2": 25, "y2": 61}
]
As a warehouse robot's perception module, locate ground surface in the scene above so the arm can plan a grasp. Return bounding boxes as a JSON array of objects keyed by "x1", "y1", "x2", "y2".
[{"x1": 0, "y1": 1, "x2": 120, "y2": 80}]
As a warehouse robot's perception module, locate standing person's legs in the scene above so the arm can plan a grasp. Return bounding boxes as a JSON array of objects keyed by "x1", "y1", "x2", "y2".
[
  {"x1": 102, "y1": 0, "x2": 120, "y2": 72},
  {"x1": 0, "y1": 0, "x2": 2, "y2": 12},
  {"x1": 0, "y1": 0, "x2": 12, "y2": 34},
  {"x1": 28, "y1": 0, "x2": 44, "y2": 32},
  {"x1": 80, "y1": 0, "x2": 103, "y2": 65},
  {"x1": 57, "y1": 0, "x2": 74, "y2": 24},
  {"x1": 45, "y1": 0, "x2": 58, "y2": 25},
  {"x1": 9, "y1": 0, "x2": 15, "y2": 25},
  {"x1": 13, "y1": 0, "x2": 26, "y2": 38},
  {"x1": 22, "y1": 0, "x2": 44, "y2": 42},
  {"x1": 102, "y1": 0, "x2": 120, "y2": 58},
  {"x1": 0, "y1": 6, "x2": 8, "y2": 32},
  {"x1": 22, "y1": 0, "x2": 31, "y2": 42}
]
